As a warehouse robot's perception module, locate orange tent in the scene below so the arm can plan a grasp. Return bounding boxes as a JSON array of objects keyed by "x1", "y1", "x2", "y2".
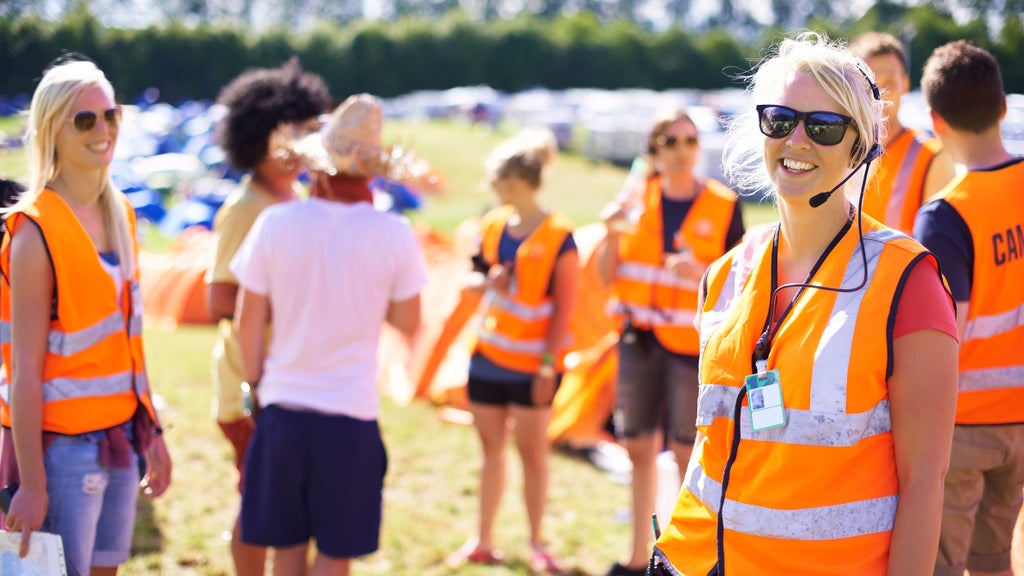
[{"x1": 138, "y1": 227, "x2": 216, "y2": 330}]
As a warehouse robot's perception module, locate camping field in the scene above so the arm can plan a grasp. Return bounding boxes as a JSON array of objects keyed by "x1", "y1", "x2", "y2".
[{"x1": 0, "y1": 116, "x2": 782, "y2": 574}]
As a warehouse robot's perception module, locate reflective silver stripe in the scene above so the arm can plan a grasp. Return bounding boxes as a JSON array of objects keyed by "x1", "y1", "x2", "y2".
[
  {"x1": 477, "y1": 329, "x2": 546, "y2": 354},
  {"x1": 886, "y1": 136, "x2": 924, "y2": 227},
  {"x1": 616, "y1": 262, "x2": 700, "y2": 291},
  {"x1": 696, "y1": 384, "x2": 891, "y2": 446},
  {"x1": 0, "y1": 373, "x2": 8, "y2": 404},
  {"x1": 959, "y1": 366, "x2": 1024, "y2": 393},
  {"x1": 964, "y1": 303, "x2": 1024, "y2": 342},
  {"x1": 700, "y1": 229, "x2": 771, "y2": 351},
  {"x1": 0, "y1": 311, "x2": 126, "y2": 356},
  {"x1": 809, "y1": 229, "x2": 898, "y2": 412},
  {"x1": 128, "y1": 315, "x2": 143, "y2": 338},
  {"x1": 684, "y1": 462, "x2": 897, "y2": 540},
  {"x1": 42, "y1": 371, "x2": 134, "y2": 402},
  {"x1": 134, "y1": 370, "x2": 149, "y2": 395},
  {"x1": 612, "y1": 303, "x2": 696, "y2": 328},
  {"x1": 489, "y1": 293, "x2": 553, "y2": 322}
]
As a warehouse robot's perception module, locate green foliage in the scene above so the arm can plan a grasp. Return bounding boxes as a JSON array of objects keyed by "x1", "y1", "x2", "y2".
[{"x1": 1, "y1": 4, "x2": 1023, "y2": 104}]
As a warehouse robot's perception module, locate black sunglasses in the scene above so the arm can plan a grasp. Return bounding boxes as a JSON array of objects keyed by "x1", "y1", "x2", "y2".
[
  {"x1": 657, "y1": 134, "x2": 699, "y2": 149},
  {"x1": 756, "y1": 104, "x2": 853, "y2": 146},
  {"x1": 70, "y1": 107, "x2": 122, "y2": 132}
]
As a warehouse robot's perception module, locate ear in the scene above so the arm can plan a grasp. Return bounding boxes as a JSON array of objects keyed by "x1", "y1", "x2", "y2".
[{"x1": 929, "y1": 109, "x2": 947, "y2": 136}]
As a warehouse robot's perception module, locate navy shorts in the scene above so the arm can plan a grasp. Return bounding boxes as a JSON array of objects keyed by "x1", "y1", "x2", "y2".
[
  {"x1": 467, "y1": 373, "x2": 563, "y2": 407},
  {"x1": 240, "y1": 405, "x2": 388, "y2": 558}
]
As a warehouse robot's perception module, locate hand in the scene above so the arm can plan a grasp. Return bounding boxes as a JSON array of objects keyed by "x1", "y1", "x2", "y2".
[
  {"x1": 140, "y1": 434, "x2": 172, "y2": 498},
  {"x1": 599, "y1": 201, "x2": 629, "y2": 233},
  {"x1": 4, "y1": 485, "x2": 47, "y2": 558},
  {"x1": 664, "y1": 249, "x2": 704, "y2": 286},
  {"x1": 487, "y1": 264, "x2": 513, "y2": 294},
  {"x1": 532, "y1": 370, "x2": 557, "y2": 406}
]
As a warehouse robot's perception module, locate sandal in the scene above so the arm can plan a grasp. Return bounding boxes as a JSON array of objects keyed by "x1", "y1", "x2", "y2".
[
  {"x1": 445, "y1": 543, "x2": 505, "y2": 568},
  {"x1": 529, "y1": 548, "x2": 562, "y2": 574}
]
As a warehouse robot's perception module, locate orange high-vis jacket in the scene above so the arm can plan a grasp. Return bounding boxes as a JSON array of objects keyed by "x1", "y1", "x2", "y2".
[
  {"x1": 0, "y1": 189, "x2": 157, "y2": 435},
  {"x1": 475, "y1": 206, "x2": 574, "y2": 373},
  {"x1": 863, "y1": 129, "x2": 942, "y2": 234},
  {"x1": 654, "y1": 217, "x2": 947, "y2": 575},
  {"x1": 611, "y1": 176, "x2": 738, "y2": 355},
  {"x1": 940, "y1": 161, "x2": 1024, "y2": 424}
]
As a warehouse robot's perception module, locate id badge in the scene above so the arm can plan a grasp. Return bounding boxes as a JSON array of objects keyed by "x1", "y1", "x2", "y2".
[{"x1": 745, "y1": 368, "x2": 786, "y2": 431}]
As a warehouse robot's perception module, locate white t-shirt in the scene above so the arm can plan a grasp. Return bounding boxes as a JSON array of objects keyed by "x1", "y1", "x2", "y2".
[{"x1": 229, "y1": 198, "x2": 428, "y2": 420}]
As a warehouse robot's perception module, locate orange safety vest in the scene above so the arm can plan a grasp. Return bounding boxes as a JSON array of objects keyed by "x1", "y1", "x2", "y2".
[
  {"x1": 863, "y1": 129, "x2": 941, "y2": 234},
  {"x1": 611, "y1": 176, "x2": 738, "y2": 355},
  {"x1": 940, "y1": 161, "x2": 1024, "y2": 424},
  {"x1": 475, "y1": 206, "x2": 574, "y2": 373},
  {"x1": 654, "y1": 217, "x2": 944, "y2": 575},
  {"x1": 0, "y1": 189, "x2": 157, "y2": 435}
]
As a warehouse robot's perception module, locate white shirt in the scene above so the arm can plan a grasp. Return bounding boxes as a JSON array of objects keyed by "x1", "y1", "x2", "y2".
[{"x1": 230, "y1": 198, "x2": 428, "y2": 420}]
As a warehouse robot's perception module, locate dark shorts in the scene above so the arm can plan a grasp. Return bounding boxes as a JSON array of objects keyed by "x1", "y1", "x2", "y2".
[
  {"x1": 240, "y1": 405, "x2": 388, "y2": 558},
  {"x1": 613, "y1": 329, "x2": 699, "y2": 444},
  {"x1": 467, "y1": 373, "x2": 563, "y2": 407}
]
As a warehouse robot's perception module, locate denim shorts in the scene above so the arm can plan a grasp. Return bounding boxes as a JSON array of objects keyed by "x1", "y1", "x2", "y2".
[
  {"x1": 42, "y1": 429, "x2": 139, "y2": 576},
  {"x1": 613, "y1": 329, "x2": 700, "y2": 444}
]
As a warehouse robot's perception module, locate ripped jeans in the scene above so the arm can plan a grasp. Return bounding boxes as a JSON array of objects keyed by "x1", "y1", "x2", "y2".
[{"x1": 42, "y1": 428, "x2": 139, "y2": 576}]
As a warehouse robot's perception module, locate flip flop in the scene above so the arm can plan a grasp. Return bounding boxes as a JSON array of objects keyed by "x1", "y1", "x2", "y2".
[
  {"x1": 445, "y1": 544, "x2": 505, "y2": 568},
  {"x1": 529, "y1": 549, "x2": 562, "y2": 574}
]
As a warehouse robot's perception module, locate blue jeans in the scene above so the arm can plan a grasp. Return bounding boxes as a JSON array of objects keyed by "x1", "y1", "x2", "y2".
[{"x1": 42, "y1": 429, "x2": 139, "y2": 576}]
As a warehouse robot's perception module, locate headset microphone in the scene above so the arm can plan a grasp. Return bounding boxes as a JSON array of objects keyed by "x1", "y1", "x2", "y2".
[{"x1": 807, "y1": 143, "x2": 882, "y2": 208}]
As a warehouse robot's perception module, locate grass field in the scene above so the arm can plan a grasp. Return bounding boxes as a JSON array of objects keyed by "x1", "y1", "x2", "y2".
[{"x1": 0, "y1": 115, "x2": 780, "y2": 575}]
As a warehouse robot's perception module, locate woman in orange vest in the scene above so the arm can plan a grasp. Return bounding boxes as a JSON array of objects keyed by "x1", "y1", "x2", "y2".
[
  {"x1": 0, "y1": 57, "x2": 172, "y2": 575},
  {"x1": 596, "y1": 109, "x2": 744, "y2": 576},
  {"x1": 447, "y1": 129, "x2": 578, "y2": 573},
  {"x1": 650, "y1": 32, "x2": 959, "y2": 575}
]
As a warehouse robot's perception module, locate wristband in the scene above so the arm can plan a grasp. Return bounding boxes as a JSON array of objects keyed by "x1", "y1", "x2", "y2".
[
  {"x1": 537, "y1": 364, "x2": 556, "y2": 379},
  {"x1": 540, "y1": 353, "x2": 555, "y2": 366},
  {"x1": 153, "y1": 426, "x2": 164, "y2": 437}
]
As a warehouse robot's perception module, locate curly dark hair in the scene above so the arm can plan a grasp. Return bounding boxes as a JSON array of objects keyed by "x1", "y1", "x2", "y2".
[{"x1": 215, "y1": 57, "x2": 331, "y2": 172}]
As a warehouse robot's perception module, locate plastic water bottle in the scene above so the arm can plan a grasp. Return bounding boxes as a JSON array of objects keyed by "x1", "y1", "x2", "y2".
[{"x1": 610, "y1": 155, "x2": 648, "y2": 234}]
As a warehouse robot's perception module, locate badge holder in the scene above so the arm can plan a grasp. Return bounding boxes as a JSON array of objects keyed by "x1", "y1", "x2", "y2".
[{"x1": 745, "y1": 360, "x2": 786, "y2": 431}]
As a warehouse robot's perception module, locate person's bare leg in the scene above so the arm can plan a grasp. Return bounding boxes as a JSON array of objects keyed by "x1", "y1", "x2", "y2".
[
  {"x1": 232, "y1": 514, "x2": 268, "y2": 576},
  {"x1": 622, "y1": 434, "x2": 659, "y2": 570},
  {"x1": 272, "y1": 543, "x2": 310, "y2": 576},
  {"x1": 511, "y1": 405, "x2": 552, "y2": 548},
  {"x1": 470, "y1": 403, "x2": 510, "y2": 552},
  {"x1": 310, "y1": 553, "x2": 351, "y2": 576}
]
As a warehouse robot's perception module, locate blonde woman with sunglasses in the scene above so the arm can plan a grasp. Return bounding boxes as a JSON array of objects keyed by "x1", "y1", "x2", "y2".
[
  {"x1": 649, "y1": 32, "x2": 958, "y2": 576},
  {"x1": 596, "y1": 109, "x2": 744, "y2": 576},
  {"x1": 0, "y1": 57, "x2": 172, "y2": 575}
]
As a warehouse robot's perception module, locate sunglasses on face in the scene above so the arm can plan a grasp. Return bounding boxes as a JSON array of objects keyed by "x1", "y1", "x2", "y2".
[
  {"x1": 756, "y1": 104, "x2": 853, "y2": 146},
  {"x1": 70, "y1": 107, "x2": 122, "y2": 132},
  {"x1": 657, "y1": 134, "x2": 699, "y2": 149}
]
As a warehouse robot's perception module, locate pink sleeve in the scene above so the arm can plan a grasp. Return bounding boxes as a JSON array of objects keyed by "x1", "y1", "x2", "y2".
[{"x1": 893, "y1": 257, "x2": 959, "y2": 341}]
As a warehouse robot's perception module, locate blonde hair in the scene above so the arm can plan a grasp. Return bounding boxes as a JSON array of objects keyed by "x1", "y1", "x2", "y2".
[
  {"x1": 486, "y1": 127, "x2": 558, "y2": 190},
  {"x1": 4, "y1": 60, "x2": 135, "y2": 278},
  {"x1": 723, "y1": 31, "x2": 884, "y2": 197}
]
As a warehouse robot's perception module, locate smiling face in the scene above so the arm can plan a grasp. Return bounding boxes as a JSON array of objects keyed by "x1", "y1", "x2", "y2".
[
  {"x1": 762, "y1": 70, "x2": 857, "y2": 204},
  {"x1": 54, "y1": 85, "x2": 119, "y2": 173}
]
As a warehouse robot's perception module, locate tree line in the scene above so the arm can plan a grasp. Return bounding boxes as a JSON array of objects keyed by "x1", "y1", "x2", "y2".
[{"x1": 0, "y1": 1, "x2": 1022, "y2": 106}]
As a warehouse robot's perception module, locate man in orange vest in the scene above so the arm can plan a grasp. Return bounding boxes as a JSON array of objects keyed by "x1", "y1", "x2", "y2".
[
  {"x1": 914, "y1": 41, "x2": 1024, "y2": 576},
  {"x1": 850, "y1": 32, "x2": 955, "y2": 234}
]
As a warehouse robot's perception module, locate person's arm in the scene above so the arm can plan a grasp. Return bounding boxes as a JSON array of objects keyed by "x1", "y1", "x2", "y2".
[
  {"x1": 386, "y1": 294, "x2": 421, "y2": 341},
  {"x1": 921, "y1": 149, "x2": 957, "y2": 202},
  {"x1": 206, "y1": 282, "x2": 238, "y2": 322},
  {"x1": 887, "y1": 326, "x2": 958, "y2": 574},
  {"x1": 597, "y1": 202, "x2": 627, "y2": 285},
  {"x1": 534, "y1": 247, "x2": 579, "y2": 405},
  {"x1": 235, "y1": 288, "x2": 270, "y2": 388},
  {"x1": 3, "y1": 222, "x2": 52, "y2": 557}
]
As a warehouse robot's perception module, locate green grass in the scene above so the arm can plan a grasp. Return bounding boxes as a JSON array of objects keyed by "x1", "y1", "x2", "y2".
[{"x1": 128, "y1": 326, "x2": 633, "y2": 575}]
